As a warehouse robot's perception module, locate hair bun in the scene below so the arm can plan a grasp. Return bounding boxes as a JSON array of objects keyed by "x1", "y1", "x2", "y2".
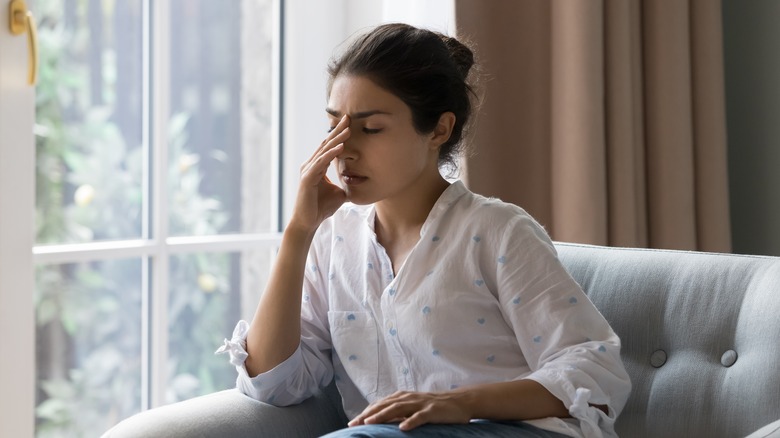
[{"x1": 441, "y1": 34, "x2": 474, "y2": 80}]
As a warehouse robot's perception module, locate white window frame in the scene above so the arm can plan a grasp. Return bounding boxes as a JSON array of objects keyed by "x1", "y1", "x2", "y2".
[{"x1": 30, "y1": 0, "x2": 284, "y2": 411}]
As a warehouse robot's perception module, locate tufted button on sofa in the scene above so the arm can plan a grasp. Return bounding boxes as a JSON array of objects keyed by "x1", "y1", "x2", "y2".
[
  {"x1": 555, "y1": 243, "x2": 780, "y2": 437},
  {"x1": 103, "y1": 243, "x2": 780, "y2": 438}
]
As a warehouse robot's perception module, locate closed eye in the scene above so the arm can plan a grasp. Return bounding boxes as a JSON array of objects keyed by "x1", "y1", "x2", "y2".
[{"x1": 362, "y1": 128, "x2": 382, "y2": 134}]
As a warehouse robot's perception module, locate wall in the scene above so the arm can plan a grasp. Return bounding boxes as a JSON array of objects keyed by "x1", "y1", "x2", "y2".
[{"x1": 722, "y1": 1, "x2": 780, "y2": 256}]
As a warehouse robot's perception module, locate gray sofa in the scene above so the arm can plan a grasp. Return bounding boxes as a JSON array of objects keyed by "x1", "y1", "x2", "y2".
[{"x1": 104, "y1": 242, "x2": 780, "y2": 437}]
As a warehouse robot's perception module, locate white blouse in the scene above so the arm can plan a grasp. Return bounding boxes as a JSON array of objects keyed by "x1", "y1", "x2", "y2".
[{"x1": 217, "y1": 181, "x2": 631, "y2": 438}]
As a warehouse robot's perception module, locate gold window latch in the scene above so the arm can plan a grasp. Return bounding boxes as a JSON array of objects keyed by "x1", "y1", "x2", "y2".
[{"x1": 8, "y1": 0, "x2": 38, "y2": 85}]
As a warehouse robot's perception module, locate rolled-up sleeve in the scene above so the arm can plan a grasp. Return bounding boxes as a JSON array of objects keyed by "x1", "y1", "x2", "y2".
[
  {"x1": 496, "y1": 215, "x2": 631, "y2": 438},
  {"x1": 216, "y1": 226, "x2": 335, "y2": 406}
]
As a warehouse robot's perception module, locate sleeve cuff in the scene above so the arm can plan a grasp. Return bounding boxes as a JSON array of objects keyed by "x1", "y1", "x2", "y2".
[
  {"x1": 215, "y1": 319, "x2": 305, "y2": 402},
  {"x1": 215, "y1": 320, "x2": 250, "y2": 367},
  {"x1": 525, "y1": 370, "x2": 617, "y2": 438}
]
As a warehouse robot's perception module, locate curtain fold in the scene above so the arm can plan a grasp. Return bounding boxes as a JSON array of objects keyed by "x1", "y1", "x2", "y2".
[{"x1": 456, "y1": 0, "x2": 731, "y2": 252}]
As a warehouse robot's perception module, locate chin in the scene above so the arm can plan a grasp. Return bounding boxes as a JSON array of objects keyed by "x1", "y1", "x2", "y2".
[
  {"x1": 345, "y1": 194, "x2": 374, "y2": 206},
  {"x1": 345, "y1": 190, "x2": 378, "y2": 206}
]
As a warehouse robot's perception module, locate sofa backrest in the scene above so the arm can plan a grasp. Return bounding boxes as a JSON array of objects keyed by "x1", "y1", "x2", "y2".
[{"x1": 555, "y1": 242, "x2": 780, "y2": 438}]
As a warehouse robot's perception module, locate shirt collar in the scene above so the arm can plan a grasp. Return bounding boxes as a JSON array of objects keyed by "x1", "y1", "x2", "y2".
[{"x1": 364, "y1": 180, "x2": 469, "y2": 237}]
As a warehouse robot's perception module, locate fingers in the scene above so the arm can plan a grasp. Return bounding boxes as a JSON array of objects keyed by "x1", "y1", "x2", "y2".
[
  {"x1": 399, "y1": 411, "x2": 429, "y2": 431},
  {"x1": 300, "y1": 115, "x2": 351, "y2": 184},
  {"x1": 349, "y1": 393, "x2": 416, "y2": 427},
  {"x1": 322, "y1": 114, "x2": 351, "y2": 148},
  {"x1": 349, "y1": 391, "x2": 471, "y2": 432},
  {"x1": 304, "y1": 114, "x2": 351, "y2": 167},
  {"x1": 301, "y1": 142, "x2": 344, "y2": 181}
]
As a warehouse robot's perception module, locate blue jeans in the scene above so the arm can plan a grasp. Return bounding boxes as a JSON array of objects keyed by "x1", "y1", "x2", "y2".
[{"x1": 320, "y1": 421, "x2": 569, "y2": 437}]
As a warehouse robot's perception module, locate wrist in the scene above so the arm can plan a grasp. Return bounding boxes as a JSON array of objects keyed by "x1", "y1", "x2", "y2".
[
  {"x1": 283, "y1": 221, "x2": 318, "y2": 241},
  {"x1": 448, "y1": 388, "x2": 478, "y2": 420}
]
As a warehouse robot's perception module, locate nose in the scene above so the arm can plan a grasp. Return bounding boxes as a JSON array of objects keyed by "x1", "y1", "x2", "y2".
[{"x1": 339, "y1": 135, "x2": 357, "y2": 161}]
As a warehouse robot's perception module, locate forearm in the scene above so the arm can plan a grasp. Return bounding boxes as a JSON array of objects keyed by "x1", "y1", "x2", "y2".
[
  {"x1": 245, "y1": 225, "x2": 315, "y2": 377},
  {"x1": 454, "y1": 379, "x2": 569, "y2": 421},
  {"x1": 350, "y1": 378, "x2": 572, "y2": 430}
]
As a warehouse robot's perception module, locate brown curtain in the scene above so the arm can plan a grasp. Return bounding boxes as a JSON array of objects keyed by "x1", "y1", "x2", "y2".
[{"x1": 456, "y1": 0, "x2": 731, "y2": 252}]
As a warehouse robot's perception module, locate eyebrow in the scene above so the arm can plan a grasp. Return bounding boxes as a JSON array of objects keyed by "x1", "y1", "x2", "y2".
[{"x1": 325, "y1": 108, "x2": 392, "y2": 119}]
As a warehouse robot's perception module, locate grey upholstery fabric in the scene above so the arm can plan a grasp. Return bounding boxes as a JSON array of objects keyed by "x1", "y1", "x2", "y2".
[
  {"x1": 102, "y1": 243, "x2": 780, "y2": 438},
  {"x1": 746, "y1": 419, "x2": 780, "y2": 438},
  {"x1": 101, "y1": 385, "x2": 347, "y2": 438},
  {"x1": 556, "y1": 243, "x2": 780, "y2": 438}
]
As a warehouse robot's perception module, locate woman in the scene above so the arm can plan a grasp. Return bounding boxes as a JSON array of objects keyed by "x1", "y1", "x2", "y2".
[{"x1": 218, "y1": 23, "x2": 631, "y2": 438}]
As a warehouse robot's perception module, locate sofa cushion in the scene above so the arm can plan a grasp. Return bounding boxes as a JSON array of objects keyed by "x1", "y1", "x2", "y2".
[
  {"x1": 555, "y1": 243, "x2": 780, "y2": 438},
  {"x1": 746, "y1": 419, "x2": 780, "y2": 438}
]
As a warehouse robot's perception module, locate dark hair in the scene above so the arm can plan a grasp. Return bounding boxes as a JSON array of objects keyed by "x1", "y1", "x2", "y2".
[{"x1": 328, "y1": 23, "x2": 477, "y2": 170}]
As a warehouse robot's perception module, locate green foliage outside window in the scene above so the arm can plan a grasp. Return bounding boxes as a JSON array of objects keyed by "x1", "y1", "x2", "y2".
[{"x1": 33, "y1": 1, "x2": 238, "y2": 436}]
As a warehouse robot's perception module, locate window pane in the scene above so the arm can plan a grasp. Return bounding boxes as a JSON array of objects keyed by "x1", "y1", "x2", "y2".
[
  {"x1": 168, "y1": 0, "x2": 276, "y2": 236},
  {"x1": 167, "y1": 250, "x2": 272, "y2": 402},
  {"x1": 35, "y1": 259, "x2": 142, "y2": 437},
  {"x1": 35, "y1": 0, "x2": 144, "y2": 245}
]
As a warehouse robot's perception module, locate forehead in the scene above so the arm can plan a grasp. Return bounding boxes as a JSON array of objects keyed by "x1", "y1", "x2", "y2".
[{"x1": 327, "y1": 75, "x2": 407, "y2": 116}]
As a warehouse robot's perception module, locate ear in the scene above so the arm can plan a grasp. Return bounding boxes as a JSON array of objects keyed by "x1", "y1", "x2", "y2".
[{"x1": 428, "y1": 112, "x2": 456, "y2": 150}]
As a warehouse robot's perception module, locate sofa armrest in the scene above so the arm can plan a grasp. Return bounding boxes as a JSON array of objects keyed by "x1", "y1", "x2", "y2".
[
  {"x1": 101, "y1": 386, "x2": 347, "y2": 438},
  {"x1": 746, "y1": 419, "x2": 780, "y2": 438}
]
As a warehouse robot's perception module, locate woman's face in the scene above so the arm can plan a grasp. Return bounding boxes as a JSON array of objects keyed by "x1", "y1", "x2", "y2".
[{"x1": 327, "y1": 75, "x2": 442, "y2": 205}]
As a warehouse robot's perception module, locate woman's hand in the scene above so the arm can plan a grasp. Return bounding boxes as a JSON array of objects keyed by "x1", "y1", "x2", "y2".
[
  {"x1": 289, "y1": 115, "x2": 350, "y2": 233},
  {"x1": 348, "y1": 391, "x2": 473, "y2": 431}
]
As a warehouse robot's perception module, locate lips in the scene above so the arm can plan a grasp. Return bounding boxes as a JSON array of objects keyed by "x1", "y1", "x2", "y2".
[{"x1": 341, "y1": 170, "x2": 368, "y2": 185}]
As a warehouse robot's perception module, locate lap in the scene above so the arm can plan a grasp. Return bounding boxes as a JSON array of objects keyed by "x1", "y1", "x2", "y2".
[{"x1": 320, "y1": 421, "x2": 569, "y2": 438}]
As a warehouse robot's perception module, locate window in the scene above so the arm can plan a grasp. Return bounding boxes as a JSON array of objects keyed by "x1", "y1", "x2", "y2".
[{"x1": 31, "y1": 0, "x2": 280, "y2": 435}]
